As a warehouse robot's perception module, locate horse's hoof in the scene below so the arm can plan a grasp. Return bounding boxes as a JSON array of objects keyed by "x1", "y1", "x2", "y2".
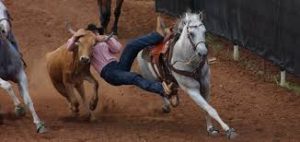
[
  {"x1": 15, "y1": 105, "x2": 26, "y2": 117},
  {"x1": 162, "y1": 105, "x2": 171, "y2": 113},
  {"x1": 36, "y1": 122, "x2": 47, "y2": 134},
  {"x1": 226, "y1": 128, "x2": 238, "y2": 139},
  {"x1": 207, "y1": 127, "x2": 219, "y2": 137}
]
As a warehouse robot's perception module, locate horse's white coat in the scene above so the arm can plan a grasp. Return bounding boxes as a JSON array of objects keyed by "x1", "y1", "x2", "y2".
[
  {"x1": 17, "y1": 70, "x2": 42, "y2": 125},
  {"x1": 137, "y1": 12, "x2": 235, "y2": 136},
  {"x1": 0, "y1": 1, "x2": 10, "y2": 35},
  {"x1": 0, "y1": 1, "x2": 45, "y2": 132},
  {"x1": 0, "y1": 78, "x2": 21, "y2": 107}
]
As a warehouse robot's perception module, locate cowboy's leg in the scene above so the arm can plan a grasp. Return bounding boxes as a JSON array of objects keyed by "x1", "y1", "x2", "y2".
[
  {"x1": 102, "y1": 68, "x2": 164, "y2": 95},
  {"x1": 118, "y1": 32, "x2": 164, "y2": 71}
]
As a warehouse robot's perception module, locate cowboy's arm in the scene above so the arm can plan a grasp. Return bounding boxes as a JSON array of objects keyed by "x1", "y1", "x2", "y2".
[
  {"x1": 66, "y1": 36, "x2": 76, "y2": 51},
  {"x1": 106, "y1": 37, "x2": 122, "y2": 53}
]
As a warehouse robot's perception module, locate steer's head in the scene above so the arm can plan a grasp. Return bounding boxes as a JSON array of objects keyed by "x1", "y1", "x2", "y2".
[{"x1": 67, "y1": 26, "x2": 98, "y2": 64}]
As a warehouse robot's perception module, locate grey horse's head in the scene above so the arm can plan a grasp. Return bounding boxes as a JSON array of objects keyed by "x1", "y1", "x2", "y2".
[
  {"x1": 0, "y1": 1, "x2": 10, "y2": 36},
  {"x1": 175, "y1": 12, "x2": 207, "y2": 57}
]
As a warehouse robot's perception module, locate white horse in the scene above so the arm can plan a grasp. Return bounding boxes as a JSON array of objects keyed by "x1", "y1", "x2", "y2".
[
  {"x1": 137, "y1": 12, "x2": 237, "y2": 139},
  {"x1": 0, "y1": 1, "x2": 46, "y2": 133}
]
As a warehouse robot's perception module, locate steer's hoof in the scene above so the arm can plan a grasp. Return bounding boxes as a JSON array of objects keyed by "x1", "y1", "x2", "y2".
[
  {"x1": 36, "y1": 122, "x2": 47, "y2": 133},
  {"x1": 226, "y1": 128, "x2": 238, "y2": 139},
  {"x1": 15, "y1": 105, "x2": 26, "y2": 117},
  {"x1": 162, "y1": 105, "x2": 171, "y2": 113},
  {"x1": 89, "y1": 113, "x2": 97, "y2": 122},
  {"x1": 207, "y1": 127, "x2": 219, "y2": 137},
  {"x1": 89, "y1": 100, "x2": 98, "y2": 111}
]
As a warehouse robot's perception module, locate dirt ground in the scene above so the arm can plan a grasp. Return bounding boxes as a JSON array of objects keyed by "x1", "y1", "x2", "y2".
[{"x1": 0, "y1": 0, "x2": 299, "y2": 142}]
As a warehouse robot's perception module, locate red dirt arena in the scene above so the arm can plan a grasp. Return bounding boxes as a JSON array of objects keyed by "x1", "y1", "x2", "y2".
[{"x1": 0, "y1": 0, "x2": 299, "y2": 141}]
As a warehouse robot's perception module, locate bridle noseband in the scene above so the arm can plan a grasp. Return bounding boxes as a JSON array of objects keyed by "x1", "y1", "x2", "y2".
[{"x1": 0, "y1": 10, "x2": 12, "y2": 28}]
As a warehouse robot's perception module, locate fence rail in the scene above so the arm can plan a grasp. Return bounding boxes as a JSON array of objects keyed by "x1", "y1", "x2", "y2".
[{"x1": 156, "y1": 0, "x2": 300, "y2": 77}]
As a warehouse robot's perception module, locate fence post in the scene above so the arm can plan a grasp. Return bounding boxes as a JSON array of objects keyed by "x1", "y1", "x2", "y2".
[
  {"x1": 279, "y1": 69, "x2": 286, "y2": 87},
  {"x1": 233, "y1": 44, "x2": 239, "y2": 61}
]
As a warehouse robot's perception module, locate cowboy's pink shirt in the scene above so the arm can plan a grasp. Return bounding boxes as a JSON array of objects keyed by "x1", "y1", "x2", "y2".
[{"x1": 66, "y1": 37, "x2": 122, "y2": 73}]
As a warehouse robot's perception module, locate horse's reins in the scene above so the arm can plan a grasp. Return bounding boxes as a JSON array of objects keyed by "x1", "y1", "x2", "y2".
[{"x1": 187, "y1": 23, "x2": 205, "y2": 52}]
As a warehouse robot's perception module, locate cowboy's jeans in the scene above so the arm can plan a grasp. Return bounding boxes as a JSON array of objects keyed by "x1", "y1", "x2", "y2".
[{"x1": 101, "y1": 32, "x2": 165, "y2": 95}]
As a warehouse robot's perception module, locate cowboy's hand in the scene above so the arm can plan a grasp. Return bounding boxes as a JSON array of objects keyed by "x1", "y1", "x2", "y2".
[{"x1": 96, "y1": 35, "x2": 108, "y2": 42}]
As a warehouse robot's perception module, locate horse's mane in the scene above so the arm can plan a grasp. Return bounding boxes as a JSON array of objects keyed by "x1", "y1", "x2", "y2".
[
  {"x1": 0, "y1": 36, "x2": 22, "y2": 80},
  {"x1": 169, "y1": 12, "x2": 197, "y2": 48}
]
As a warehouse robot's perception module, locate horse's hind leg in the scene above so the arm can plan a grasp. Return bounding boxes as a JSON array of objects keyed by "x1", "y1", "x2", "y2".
[
  {"x1": 98, "y1": 0, "x2": 111, "y2": 33},
  {"x1": 112, "y1": 0, "x2": 124, "y2": 35},
  {"x1": 17, "y1": 70, "x2": 46, "y2": 133},
  {"x1": 0, "y1": 77, "x2": 25, "y2": 117}
]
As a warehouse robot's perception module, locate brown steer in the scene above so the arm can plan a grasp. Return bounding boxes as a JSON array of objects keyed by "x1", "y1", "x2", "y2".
[{"x1": 46, "y1": 27, "x2": 101, "y2": 121}]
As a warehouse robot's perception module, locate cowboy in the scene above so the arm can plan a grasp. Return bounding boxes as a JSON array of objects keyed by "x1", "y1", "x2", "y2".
[{"x1": 67, "y1": 20, "x2": 173, "y2": 97}]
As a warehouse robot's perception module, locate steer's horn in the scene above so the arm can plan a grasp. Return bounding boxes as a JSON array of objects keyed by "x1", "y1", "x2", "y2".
[{"x1": 66, "y1": 22, "x2": 76, "y2": 35}]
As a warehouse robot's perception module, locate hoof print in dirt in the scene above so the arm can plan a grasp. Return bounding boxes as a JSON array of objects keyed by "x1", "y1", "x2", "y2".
[
  {"x1": 162, "y1": 105, "x2": 171, "y2": 113},
  {"x1": 207, "y1": 127, "x2": 219, "y2": 137},
  {"x1": 226, "y1": 128, "x2": 238, "y2": 139}
]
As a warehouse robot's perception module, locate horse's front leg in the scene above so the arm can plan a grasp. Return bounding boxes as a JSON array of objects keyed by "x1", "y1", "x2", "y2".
[
  {"x1": 180, "y1": 83, "x2": 237, "y2": 139},
  {"x1": 17, "y1": 70, "x2": 46, "y2": 133},
  {"x1": 0, "y1": 77, "x2": 25, "y2": 117},
  {"x1": 198, "y1": 72, "x2": 219, "y2": 136},
  {"x1": 97, "y1": 0, "x2": 111, "y2": 33},
  {"x1": 112, "y1": 0, "x2": 124, "y2": 35}
]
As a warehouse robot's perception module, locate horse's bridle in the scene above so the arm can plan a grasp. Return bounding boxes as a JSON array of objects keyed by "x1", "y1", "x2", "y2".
[
  {"x1": 167, "y1": 22, "x2": 208, "y2": 79},
  {"x1": 186, "y1": 22, "x2": 206, "y2": 52},
  {"x1": 0, "y1": 10, "x2": 12, "y2": 27}
]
